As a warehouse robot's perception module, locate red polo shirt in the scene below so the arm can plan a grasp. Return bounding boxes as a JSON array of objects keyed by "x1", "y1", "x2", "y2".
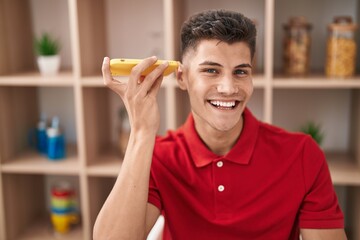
[{"x1": 148, "y1": 108, "x2": 344, "y2": 239}]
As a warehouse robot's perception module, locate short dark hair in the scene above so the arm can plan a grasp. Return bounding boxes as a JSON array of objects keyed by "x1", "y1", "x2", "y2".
[{"x1": 180, "y1": 9, "x2": 257, "y2": 60}]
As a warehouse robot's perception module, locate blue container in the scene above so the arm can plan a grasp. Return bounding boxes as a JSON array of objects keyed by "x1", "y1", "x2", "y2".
[
  {"x1": 36, "y1": 116, "x2": 48, "y2": 154},
  {"x1": 37, "y1": 128, "x2": 48, "y2": 154},
  {"x1": 47, "y1": 132, "x2": 66, "y2": 160},
  {"x1": 47, "y1": 117, "x2": 66, "y2": 160}
]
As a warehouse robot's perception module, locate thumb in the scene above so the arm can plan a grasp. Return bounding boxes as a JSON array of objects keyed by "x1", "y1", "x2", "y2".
[{"x1": 102, "y1": 57, "x2": 127, "y2": 96}]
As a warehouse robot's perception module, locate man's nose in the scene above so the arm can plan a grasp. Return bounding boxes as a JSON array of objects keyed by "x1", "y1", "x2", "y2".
[{"x1": 216, "y1": 76, "x2": 238, "y2": 95}]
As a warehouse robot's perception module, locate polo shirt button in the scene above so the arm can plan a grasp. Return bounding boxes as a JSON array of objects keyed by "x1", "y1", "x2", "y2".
[
  {"x1": 218, "y1": 185, "x2": 225, "y2": 192},
  {"x1": 216, "y1": 161, "x2": 223, "y2": 167}
]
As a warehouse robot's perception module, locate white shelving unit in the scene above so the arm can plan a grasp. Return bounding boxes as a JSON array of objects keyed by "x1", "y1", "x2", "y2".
[{"x1": 0, "y1": 0, "x2": 359, "y2": 239}]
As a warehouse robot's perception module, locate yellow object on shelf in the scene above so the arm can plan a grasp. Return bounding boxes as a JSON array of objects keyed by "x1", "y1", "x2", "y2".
[
  {"x1": 50, "y1": 182, "x2": 79, "y2": 234},
  {"x1": 51, "y1": 213, "x2": 79, "y2": 234},
  {"x1": 282, "y1": 16, "x2": 312, "y2": 76},
  {"x1": 325, "y1": 16, "x2": 358, "y2": 78}
]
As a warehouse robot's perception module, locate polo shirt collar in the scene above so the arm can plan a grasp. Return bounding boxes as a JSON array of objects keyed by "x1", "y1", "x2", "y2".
[{"x1": 182, "y1": 108, "x2": 260, "y2": 167}]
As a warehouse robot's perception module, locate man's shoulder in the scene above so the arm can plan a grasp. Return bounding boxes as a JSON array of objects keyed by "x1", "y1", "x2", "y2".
[
  {"x1": 152, "y1": 128, "x2": 191, "y2": 168},
  {"x1": 255, "y1": 121, "x2": 324, "y2": 171},
  {"x1": 244, "y1": 108, "x2": 311, "y2": 146},
  {"x1": 155, "y1": 128, "x2": 184, "y2": 143},
  {"x1": 154, "y1": 128, "x2": 186, "y2": 152}
]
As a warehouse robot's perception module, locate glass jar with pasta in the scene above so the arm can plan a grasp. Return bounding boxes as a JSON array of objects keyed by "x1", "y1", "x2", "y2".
[
  {"x1": 325, "y1": 16, "x2": 358, "y2": 78},
  {"x1": 283, "y1": 17, "x2": 312, "y2": 76}
]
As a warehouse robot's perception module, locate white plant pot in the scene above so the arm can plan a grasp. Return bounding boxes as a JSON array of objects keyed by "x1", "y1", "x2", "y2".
[{"x1": 37, "y1": 55, "x2": 61, "y2": 76}]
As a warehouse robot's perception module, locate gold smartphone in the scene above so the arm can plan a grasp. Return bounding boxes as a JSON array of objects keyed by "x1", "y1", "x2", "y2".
[{"x1": 110, "y1": 58, "x2": 179, "y2": 76}]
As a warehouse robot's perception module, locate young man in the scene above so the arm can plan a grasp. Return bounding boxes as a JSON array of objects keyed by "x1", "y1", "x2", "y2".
[{"x1": 94, "y1": 10, "x2": 347, "y2": 239}]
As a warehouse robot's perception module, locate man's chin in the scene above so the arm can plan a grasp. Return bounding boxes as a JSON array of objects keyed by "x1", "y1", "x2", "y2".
[{"x1": 211, "y1": 119, "x2": 241, "y2": 133}]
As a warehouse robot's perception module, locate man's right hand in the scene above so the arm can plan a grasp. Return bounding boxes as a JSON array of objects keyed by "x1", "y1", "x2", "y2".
[{"x1": 102, "y1": 56, "x2": 169, "y2": 136}]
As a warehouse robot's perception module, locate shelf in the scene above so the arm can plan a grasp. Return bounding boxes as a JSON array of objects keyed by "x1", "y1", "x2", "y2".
[
  {"x1": 17, "y1": 217, "x2": 83, "y2": 240},
  {"x1": 81, "y1": 75, "x2": 177, "y2": 88},
  {"x1": 87, "y1": 154, "x2": 123, "y2": 177},
  {"x1": 327, "y1": 152, "x2": 360, "y2": 186},
  {"x1": 0, "y1": 71, "x2": 75, "y2": 87},
  {"x1": 253, "y1": 75, "x2": 267, "y2": 88},
  {"x1": 0, "y1": 146, "x2": 79, "y2": 175},
  {"x1": 273, "y1": 74, "x2": 360, "y2": 89},
  {"x1": 81, "y1": 76, "x2": 104, "y2": 87}
]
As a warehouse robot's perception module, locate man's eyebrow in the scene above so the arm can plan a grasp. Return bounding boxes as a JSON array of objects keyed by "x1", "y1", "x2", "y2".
[
  {"x1": 199, "y1": 61, "x2": 223, "y2": 67},
  {"x1": 199, "y1": 61, "x2": 252, "y2": 69},
  {"x1": 235, "y1": 63, "x2": 252, "y2": 69}
]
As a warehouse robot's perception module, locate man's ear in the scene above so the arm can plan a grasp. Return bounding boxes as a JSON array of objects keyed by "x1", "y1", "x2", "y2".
[{"x1": 176, "y1": 63, "x2": 187, "y2": 90}]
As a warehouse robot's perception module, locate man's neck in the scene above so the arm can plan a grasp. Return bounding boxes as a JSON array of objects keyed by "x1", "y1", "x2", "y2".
[{"x1": 194, "y1": 116, "x2": 244, "y2": 156}]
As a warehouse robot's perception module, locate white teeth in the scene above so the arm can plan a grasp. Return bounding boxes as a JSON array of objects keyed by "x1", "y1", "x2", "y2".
[{"x1": 210, "y1": 100, "x2": 236, "y2": 108}]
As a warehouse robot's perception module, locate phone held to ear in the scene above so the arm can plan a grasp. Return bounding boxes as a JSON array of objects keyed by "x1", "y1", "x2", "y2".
[{"x1": 110, "y1": 58, "x2": 179, "y2": 76}]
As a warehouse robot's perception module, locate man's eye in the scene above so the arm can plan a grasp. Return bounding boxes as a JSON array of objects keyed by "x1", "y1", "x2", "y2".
[
  {"x1": 204, "y1": 68, "x2": 218, "y2": 74},
  {"x1": 234, "y1": 69, "x2": 247, "y2": 76}
]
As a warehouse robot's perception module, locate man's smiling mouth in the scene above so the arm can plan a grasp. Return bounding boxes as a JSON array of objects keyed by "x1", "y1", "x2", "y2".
[{"x1": 208, "y1": 100, "x2": 239, "y2": 110}]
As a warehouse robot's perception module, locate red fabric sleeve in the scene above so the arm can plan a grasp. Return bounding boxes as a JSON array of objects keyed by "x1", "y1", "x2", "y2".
[{"x1": 299, "y1": 137, "x2": 344, "y2": 229}]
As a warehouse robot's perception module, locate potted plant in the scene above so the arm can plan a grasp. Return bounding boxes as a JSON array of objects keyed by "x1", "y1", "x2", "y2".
[
  {"x1": 299, "y1": 121, "x2": 324, "y2": 146},
  {"x1": 34, "y1": 33, "x2": 61, "y2": 76}
]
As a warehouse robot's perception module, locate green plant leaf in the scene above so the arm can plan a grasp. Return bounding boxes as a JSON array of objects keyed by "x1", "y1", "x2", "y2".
[
  {"x1": 34, "y1": 33, "x2": 60, "y2": 56},
  {"x1": 299, "y1": 121, "x2": 324, "y2": 145}
]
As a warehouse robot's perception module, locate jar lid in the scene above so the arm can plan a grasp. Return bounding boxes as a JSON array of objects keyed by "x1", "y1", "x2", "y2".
[
  {"x1": 328, "y1": 16, "x2": 358, "y2": 31},
  {"x1": 334, "y1": 16, "x2": 353, "y2": 24},
  {"x1": 284, "y1": 16, "x2": 312, "y2": 30}
]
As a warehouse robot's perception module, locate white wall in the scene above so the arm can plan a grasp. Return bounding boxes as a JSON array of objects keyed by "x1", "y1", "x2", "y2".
[{"x1": 106, "y1": 0, "x2": 165, "y2": 59}]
